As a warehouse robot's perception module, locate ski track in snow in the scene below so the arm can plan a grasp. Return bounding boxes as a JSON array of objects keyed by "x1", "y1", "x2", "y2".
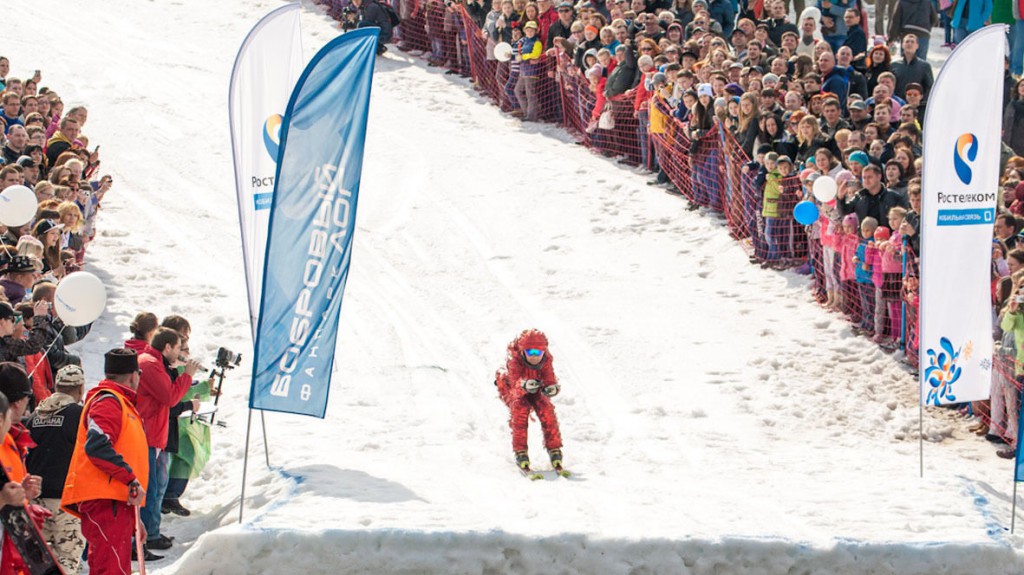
[{"x1": 7, "y1": 0, "x2": 1024, "y2": 572}]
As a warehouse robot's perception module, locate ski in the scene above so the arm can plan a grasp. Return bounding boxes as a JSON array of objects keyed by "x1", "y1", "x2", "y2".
[
  {"x1": 518, "y1": 465, "x2": 544, "y2": 481},
  {"x1": 553, "y1": 464, "x2": 571, "y2": 478}
]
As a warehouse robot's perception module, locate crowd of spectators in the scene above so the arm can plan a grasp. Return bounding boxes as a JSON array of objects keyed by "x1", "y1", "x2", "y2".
[
  {"x1": 0, "y1": 57, "x2": 216, "y2": 574},
  {"x1": 327, "y1": 0, "x2": 1024, "y2": 461}
]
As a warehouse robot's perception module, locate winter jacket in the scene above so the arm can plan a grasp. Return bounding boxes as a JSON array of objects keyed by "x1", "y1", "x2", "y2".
[
  {"x1": 891, "y1": 55, "x2": 934, "y2": 99},
  {"x1": 1002, "y1": 310, "x2": 1024, "y2": 376},
  {"x1": 888, "y1": 0, "x2": 937, "y2": 42},
  {"x1": 837, "y1": 232, "x2": 860, "y2": 281},
  {"x1": 847, "y1": 68, "x2": 870, "y2": 99},
  {"x1": 633, "y1": 76, "x2": 654, "y2": 112},
  {"x1": 821, "y1": 66, "x2": 851, "y2": 110},
  {"x1": 25, "y1": 392, "x2": 82, "y2": 499},
  {"x1": 573, "y1": 38, "x2": 602, "y2": 70},
  {"x1": 36, "y1": 315, "x2": 85, "y2": 378},
  {"x1": 952, "y1": 0, "x2": 993, "y2": 33},
  {"x1": 519, "y1": 35, "x2": 544, "y2": 76},
  {"x1": 547, "y1": 18, "x2": 575, "y2": 49},
  {"x1": 495, "y1": 329, "x2": 559, "y2": 406},
  {"x1": 124, "y1": 338, "x2": 148, "y2": 354},
  {"x1": 45, "y1": 131, "x2": 73, "y2": 167},
  {"x1": 1004, "y1": 100, "x2": 1024, "y2": 156},
  {"x1": 26, "y1": 352, "x2": 52, "y2": 403},
  {"x1": 880, "y1": 234, "x2": 904, "y2": 274},
  {"x1": 865, "y1": 61, "x2": 892, "y2": 95},
  {"x1": 856, "y1": 239, "x2": 875, "y2": 284},
  {"x1": 537, "y1": 8, "x2": 559, "y2": 44},
  {"x1": 795, "y1": 135, "x2": 839, "y2": 166},
  {"x1": 0, "y1": 279, "x2": 25, "y2": 305},
  {"x1": 465, "y1": 0, "x2": 489, "y2": 28},
  {"x1": 358, "y1": 0, "x2": 394, "y2": 43},
  {"x1": 649, "y1": 92, "x2": 671, "y2": 134},
  {"x1": 868, "y1": 241, "x2": 886, "y2": 287},
  {"x1": 605, "y1": 48, "x2": 639, "y2": 98},
  {"x1": 819, "y1": 0, "x2": 855, "y2": 37},
  {"x1": 137, "y1": 345, "x2": 193, "y2": 449},
  {"x1": 1, "y1": 314, "x2": 55, "y2": 365},
  {"x1": 837, "y1": 186, "x2": 909, "y2": 229},
  {"x1": 766, "y1": 18, "x2": 799, "y2": 46},
  {"x1": 763, "y1": 169, "x2": 784, "y2": 218},
  {"x1": 842, "y1": 25, "x2": 868, "y2": 59}
]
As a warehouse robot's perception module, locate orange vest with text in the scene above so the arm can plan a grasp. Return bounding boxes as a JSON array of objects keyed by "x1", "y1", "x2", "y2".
[{"x1": 61, "y1": 388, "x2": 148, "y2": 518}]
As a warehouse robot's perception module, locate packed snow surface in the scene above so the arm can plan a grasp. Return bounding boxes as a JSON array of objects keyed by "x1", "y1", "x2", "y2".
[{"x1": 6, "y1": 1, "x2": 1024, "y2": 573}]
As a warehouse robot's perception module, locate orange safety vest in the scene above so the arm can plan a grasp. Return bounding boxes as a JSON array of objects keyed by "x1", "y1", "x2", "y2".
[
  {"x1": 0, "y1": 433, "x2": 27, "y2": 575},
  {"x1": 61, "y1": 387, "x2": 148, "y2": 518},
  {"x1": 0, "y1": 434, "x2": 26, "y2": 484}
]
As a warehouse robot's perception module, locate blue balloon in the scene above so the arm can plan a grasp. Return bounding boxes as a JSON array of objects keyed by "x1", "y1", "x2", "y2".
[{"x1": 793, "y1": 200, "x2": 819, "y2": 226}]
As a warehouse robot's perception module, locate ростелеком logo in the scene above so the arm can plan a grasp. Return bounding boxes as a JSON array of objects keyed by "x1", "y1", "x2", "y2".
[
  {"x1": 953, "y1": 133, "x2": 978, "y2": 185},
  {"x1": 263, "y1": 114, "x2": 283, "y2": 163}
]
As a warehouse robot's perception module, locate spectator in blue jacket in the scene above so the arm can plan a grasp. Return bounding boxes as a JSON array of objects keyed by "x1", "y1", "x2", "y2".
[{"x1": 951, "y1": 0, "x2": 993, "y2": 44}]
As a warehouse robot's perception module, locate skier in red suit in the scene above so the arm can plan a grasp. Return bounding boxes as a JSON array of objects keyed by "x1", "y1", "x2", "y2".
[{"x1": 494, "y1": 329, "x2": 564, "y2": 471}]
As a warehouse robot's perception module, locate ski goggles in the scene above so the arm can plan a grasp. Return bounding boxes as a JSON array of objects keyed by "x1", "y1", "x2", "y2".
[{"x1": 524, "y1": 348, "x2": 544, "y2": 358}]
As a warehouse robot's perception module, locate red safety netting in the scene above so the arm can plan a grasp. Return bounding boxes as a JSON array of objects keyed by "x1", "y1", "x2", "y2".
[{"x1": 987, "y1": 349, "x2": 1022, "y2": 446}]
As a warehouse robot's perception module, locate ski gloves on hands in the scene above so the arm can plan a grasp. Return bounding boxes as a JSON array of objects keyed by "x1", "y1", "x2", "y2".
[{"x1": 521, "y1": 379, "x2": 560, "y2": 397}]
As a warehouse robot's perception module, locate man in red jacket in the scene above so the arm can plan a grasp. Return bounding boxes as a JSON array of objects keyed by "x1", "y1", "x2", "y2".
[{"x1": 135, "y1": 328, "x2": 199, "y2": 552}]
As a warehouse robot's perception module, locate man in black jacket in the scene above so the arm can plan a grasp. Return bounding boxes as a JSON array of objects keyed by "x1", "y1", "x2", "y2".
[
  {"x1": 26, "y1": 364, "x2": 86, "y2": 574},
  {"x1": 890, "y1": 33, "x2": 933, "y2": 99},
  {"x1": 764, "y1": 0, "x2": 799, "y2": 47},
  {"x1": 837, "y1": 164, "x2": 910, "y2": 229},
  {"x1": 352, "y1": 0, "x2": 395, "y2": 54},
  {"x1": 547, "y1": 2, "x2": 576, "y2": 49}
]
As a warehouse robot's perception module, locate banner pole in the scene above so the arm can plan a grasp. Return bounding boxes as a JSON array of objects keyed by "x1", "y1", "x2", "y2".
[
  {"x1": 919, "y1": 402, "x2": 924, "y2": 478},
  {"x1": 1013, "y1": 480, "x2": 1018, "y2": 533},
  {"x1": 239, "y1": 408, "x2": 254, "y2": 523},
  {"x1": 261, "y1": 410, "x2": 271, "y2": 467},
  {"x1": 900, "y1": 238, "x2": 908, "y2": 351}
]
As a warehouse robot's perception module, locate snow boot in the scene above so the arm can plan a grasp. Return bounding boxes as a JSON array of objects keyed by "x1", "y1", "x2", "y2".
[
  {"x1": 515, "y1": 450, "x2": 531, "y2": 470},
  {"x1": 548, "y1": 448, "x2": 563, "y2": 469}
]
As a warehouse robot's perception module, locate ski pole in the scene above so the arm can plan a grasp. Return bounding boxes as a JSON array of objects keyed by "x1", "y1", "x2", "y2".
[{"x1": 135, "y1": 505, "x2": 146, "y2": 575}]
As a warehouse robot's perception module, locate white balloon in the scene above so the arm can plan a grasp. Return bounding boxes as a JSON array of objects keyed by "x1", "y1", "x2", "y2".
[
  {"x1": 0, "y1": 185, "x2": 38, "y2": 227},
  {"x1": 54, "y1": 272, "x2": 107, "y2": 327},
  {"x1": 812, "y1": 176, "x2": 838, "y2": 202},
  {"x1": 494, "y1": 42, "x2": 513, "y2": 62}
]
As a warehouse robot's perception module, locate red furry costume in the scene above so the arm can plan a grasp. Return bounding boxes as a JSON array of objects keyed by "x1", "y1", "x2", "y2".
[{"x1": 494, "y1": 330, "x2": 562, "y2": 456}]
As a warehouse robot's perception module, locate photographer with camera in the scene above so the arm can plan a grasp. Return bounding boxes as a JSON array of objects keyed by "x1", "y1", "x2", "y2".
[{"x1": 350, "y1": 0, "x2": 395, "y2": 55}]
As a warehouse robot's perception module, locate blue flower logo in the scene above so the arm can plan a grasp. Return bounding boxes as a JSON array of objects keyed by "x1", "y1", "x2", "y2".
[
  {"x1": 953, "y1": 133, "x2": 978, "y2": 185},
  {"x1": 924, "y1": 337, "x2": 962, "y2": 405},
  {"x1": 263, "y1": 114, "x2": 283, "y2": 163}
]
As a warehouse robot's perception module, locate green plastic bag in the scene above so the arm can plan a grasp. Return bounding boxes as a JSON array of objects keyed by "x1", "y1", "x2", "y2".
[{"x1": 169, "y1": 379, "x2": 213, "y2": 480}]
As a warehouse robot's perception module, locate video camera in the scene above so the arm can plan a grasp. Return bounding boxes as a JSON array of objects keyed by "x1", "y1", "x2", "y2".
[
  {"x1": 215, "y1": 347, "x2": 242, "y2": 370},
  {"x1": 341, "y1": 5, "x2": 359, "y2": 31}
]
